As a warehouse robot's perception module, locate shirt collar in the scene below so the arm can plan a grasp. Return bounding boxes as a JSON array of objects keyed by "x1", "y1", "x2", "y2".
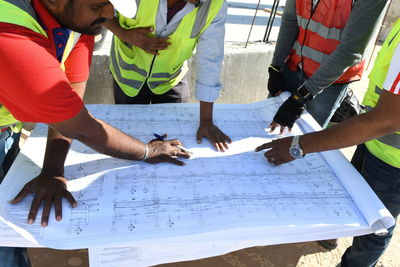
[{"x1": 31, "y1": 0, "x2": 61, "y2": 31}]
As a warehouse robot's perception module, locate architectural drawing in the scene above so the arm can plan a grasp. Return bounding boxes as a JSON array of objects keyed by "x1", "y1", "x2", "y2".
[{"x1": 0, "y1": 95, "x2": 394, "y2": 252}]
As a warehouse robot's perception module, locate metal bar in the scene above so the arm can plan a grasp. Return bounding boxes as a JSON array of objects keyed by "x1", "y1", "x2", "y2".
[
  {"x1": 245, "y1": 0, "x2": 262, "y2": 48},
  {"x1": 263, "y1": 0, "x2": 280, "y2": 43}
]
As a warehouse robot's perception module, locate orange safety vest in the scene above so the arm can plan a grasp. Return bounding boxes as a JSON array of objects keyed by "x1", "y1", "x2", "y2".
[{"x1": 286, "y1": 0, "x2": 364, "y2": 84}]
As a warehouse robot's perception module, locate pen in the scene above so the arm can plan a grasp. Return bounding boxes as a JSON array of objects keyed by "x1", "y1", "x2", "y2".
[
  {"x1": 154, "y1": 133, "x2": 193, "y2": 154},
  {"x1": 154, "y1": 133, "x2": 164, "y2": 141}
]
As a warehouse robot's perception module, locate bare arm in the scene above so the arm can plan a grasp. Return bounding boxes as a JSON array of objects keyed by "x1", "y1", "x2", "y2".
[
  {"x1": 41, "y1": 81, "x2": 87, "y2": 176},
  {"x1": 256, "y1": 90, "x2": 400, "y2": 165},
  {"x1": 103, "y1": 18, "x2": 170, "y2": 55},
  {"x1": 301, "y1": 90, "x2": 400, "y2": 153},
  {"x1": 11, "y1": 82, "x2": 190, "y2": 226},
  {"x1": 196, "y1": 101, "x2": 232, "y2": 152}
]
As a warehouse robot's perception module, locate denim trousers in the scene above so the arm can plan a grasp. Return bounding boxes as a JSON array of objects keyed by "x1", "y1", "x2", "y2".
[
  {"x1": 0, "y1": 129, "x2": 31, "y2": 267},
  {"x1": 282, "y1": 66, "x2": 349, "y2": 128},
  {"x1": 341, "y1": 144, "x2": 400, "y2": 267}
]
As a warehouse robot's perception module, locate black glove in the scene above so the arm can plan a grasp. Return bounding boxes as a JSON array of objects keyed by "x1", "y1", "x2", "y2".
[
  {"x1": 267, "y1": 65, "x2": 284, "y2": 97},
  {"x1": 273, "y1": 96, "x2": 305, "y2": 129}
]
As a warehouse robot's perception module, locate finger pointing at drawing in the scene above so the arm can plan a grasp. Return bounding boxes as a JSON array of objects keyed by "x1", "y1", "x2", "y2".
[{"x1": 255, "y1": 137, "x2": 296, "y2": 165}]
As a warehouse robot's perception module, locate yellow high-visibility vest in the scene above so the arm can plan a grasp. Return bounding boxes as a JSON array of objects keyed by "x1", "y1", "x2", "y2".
[
  {"x1": 0, "y1": 0, "x2": 80, "y2": 132},
  {"x1": 363, "y1": 18, "x2": 400, "y2": 168},
  {"x1": 110, "y1": 0, "x2": 224, "y2": 97}
]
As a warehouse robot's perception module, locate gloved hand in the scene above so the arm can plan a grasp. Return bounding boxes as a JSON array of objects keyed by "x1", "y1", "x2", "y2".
[
  {"x1": 272, "y1": 96, "x2": 305, "y2": 130},
  {"x1": 267, "y1": 65, "x2": 284, "y2": 97}
]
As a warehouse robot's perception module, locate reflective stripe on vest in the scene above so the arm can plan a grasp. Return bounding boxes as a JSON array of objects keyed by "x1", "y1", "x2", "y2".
[
  {"x1": 0, "y1": 0, "x2": 80, "y2": 130},
  {"x1": 111, "y1": 0, "x2": 223, "y2": 97},
  {"x1": 296, "y1": 15, "x2": 342, "y2": 41},
  {"x1": 286, "y1": 0, "x2": 364, "y2": 84},
  {"x1": 190, "y1": 0, "x2": 212, "y2": 38},
  {"x1": 362, "y1": 18, "x2": 400, "y2": 167}
]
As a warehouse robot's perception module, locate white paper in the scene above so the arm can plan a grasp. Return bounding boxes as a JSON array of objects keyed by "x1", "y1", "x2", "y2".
[{"x1": 0, "y1": 95, "x2": 394, "y2": 267}]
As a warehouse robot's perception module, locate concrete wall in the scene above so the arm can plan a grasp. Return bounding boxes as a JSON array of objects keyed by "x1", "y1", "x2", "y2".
[
  {"x1": 378, "y1": 0, "x2": 400, "y2": 42},
  {"x1": 85, "y1": 41, "x2": 274, "y2": 104}
]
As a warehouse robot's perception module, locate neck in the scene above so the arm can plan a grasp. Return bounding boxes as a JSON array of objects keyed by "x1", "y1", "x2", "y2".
[{"x1": 167, "y1": 0, "x2": 183, "y2": 8}]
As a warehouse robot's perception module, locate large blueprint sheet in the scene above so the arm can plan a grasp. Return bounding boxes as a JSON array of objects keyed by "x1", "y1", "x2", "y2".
[{"x1": 0, "y1": 95, "x2": 394, "y2": 266}]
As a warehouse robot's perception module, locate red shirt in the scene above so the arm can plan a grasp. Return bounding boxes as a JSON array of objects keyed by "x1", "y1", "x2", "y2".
[{"x1": 0, "y1": 0, "x2": 94, "y2": 123}]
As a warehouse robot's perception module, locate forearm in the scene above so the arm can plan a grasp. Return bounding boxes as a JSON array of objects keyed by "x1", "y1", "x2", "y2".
[
  {"x1": 305, "y1": 0, "x2": 388, "y2": 94},
  {"x1": 40, "y1": 128, "x2": 72, "y2": 176},
  {"x1": 301, "y1": 106, "x2": 399, "y2": 154},
  {"x1": 103, "y1": 18, "x2": 126, "y2": 39},
  {"x1": 75, "y1": 119, "x2": 146, "y2": 161},
  {"x1": 49, "y1": 109, "x2": 147, "y2": 161},
  {"x1": 41, "y1": 82, "x2": 86, "y2": 176},
  {"x1": 199, "y1": 101, "x2": 213, "y2": 123},
  {"x1": 271, "y1": 0, "x2": 298, "y2": 67}
]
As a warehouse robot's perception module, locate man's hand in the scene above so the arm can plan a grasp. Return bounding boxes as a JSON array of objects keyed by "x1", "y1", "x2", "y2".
[
  {"x1": 255, "y1": 136, "x2": 294, "y2": 166},
  {"x1": 121, "y1": 27, "x2": 170, "y2": 55},
  {"x1": 267, "y1": 65, "x2": 284, "y2": 97},
  {"x1": 196, "y1": 121, "x2": 232, "y2": 152},
  {"x1": 270, "y1": 96, "x2": 305, "y2": 134},
  {"x1": 10, "y1": 174, "x2": 77, "y2": 227},
  {"x1": 146, "y1": 137, "x2": 191, "y2": 165}
]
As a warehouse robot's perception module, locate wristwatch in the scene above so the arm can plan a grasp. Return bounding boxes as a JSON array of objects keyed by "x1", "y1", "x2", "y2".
[
  {"x1": 289, "y1": 135, "x2": 305, "y2": 159},
  {"x1": 293, "y1": 86, "x2": 313, "y2": 103}
]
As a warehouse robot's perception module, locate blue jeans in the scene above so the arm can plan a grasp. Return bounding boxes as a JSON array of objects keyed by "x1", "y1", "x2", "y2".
[
  {"x1": 341, "y1": 144, "x2": 400, "y2": 267},
  {"x1": 0, "y1": 129, "x2": 30, "y2": 267},
  {"x1": 282, "y1": 66, "x2": 349, "y2": 128}
]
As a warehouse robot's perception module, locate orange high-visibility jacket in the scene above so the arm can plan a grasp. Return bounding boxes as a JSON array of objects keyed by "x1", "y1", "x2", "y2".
[{"x1": 286, "y1": 0, "x2": 364, "y2": 84}]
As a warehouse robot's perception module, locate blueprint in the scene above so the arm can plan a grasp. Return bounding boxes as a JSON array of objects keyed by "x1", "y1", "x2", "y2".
[{"x1": 0, "y1": 94, "x2": 394, "y2": 266}]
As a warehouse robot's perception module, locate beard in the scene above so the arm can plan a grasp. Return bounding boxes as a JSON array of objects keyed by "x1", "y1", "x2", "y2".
[{"x1": 59, "y1": 0, "x2": 106, "y2": 35}]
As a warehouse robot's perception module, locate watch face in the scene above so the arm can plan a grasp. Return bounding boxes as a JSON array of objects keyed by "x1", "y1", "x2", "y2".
[
  {"x1": 297, "y1": 86, "x2": 310, "y2": 99},
  {"x1": 290, "y1": 147, "x2": 302, "y2": 159}
]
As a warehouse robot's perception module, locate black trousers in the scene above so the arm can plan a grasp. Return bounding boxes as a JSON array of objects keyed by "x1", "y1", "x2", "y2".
[{"x1": 113, "y1": 77, "x2": 190, "y2": 104}]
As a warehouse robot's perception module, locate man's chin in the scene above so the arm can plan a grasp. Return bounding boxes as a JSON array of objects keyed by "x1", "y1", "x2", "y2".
[
  {"x1": 90, "y1": 27, "x2": 103, "y2": 36},
  {"x1": 71, "y1": 25, "x2": 103, "y2": 36}
]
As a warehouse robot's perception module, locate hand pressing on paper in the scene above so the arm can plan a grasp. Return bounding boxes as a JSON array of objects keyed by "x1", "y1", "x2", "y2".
[
  {"x1": 197, "y1": 121, "x2": 232, "y2": 152},
  {"x1": 10, "y1": 173, "x2": 77, "y2": 227},
  {"x1": 145, "y1": 135, "x2": 191, "y2": 165},
  {"x1": 197, "y1": 101, "x2": 232, "y2": 152}
]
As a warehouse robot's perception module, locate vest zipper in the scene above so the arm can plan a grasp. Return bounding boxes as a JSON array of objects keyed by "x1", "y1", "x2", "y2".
[{"x1": 145, "y1": 54, "x2": 158, "y2": 88}]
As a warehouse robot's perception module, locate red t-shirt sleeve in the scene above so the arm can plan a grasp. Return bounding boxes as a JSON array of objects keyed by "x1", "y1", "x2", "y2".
[
  {"x1": 0, "y1": 23, "x2": 83, "y2": 123},
  {"x1": 64, "y1": 34, "x2": 94, "y2": 83}
]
